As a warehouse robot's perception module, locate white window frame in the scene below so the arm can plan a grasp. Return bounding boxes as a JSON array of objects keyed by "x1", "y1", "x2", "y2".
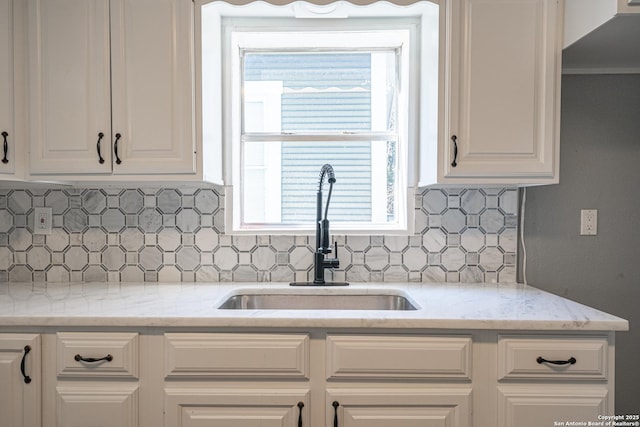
[
  {"x1": 235, "y1": 31, "x2": 406, "y2": 232},
  {"x1": 198, "y1": 0, "x2": 440, "y2": 235}
]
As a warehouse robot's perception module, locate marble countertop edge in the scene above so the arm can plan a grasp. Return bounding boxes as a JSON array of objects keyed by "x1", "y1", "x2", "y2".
[
  {"x1": 0, "y1": 316, "x2": 629, "y2": 331},
  {"x1": 0, "y1": 281, "x2": 630, "y2": 331}
]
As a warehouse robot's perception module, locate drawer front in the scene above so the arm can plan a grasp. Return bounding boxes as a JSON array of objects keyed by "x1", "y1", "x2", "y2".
[
  {"x1": 164, "y1": 333, "x2": 309, "y2": 379},
  {"x1": 326, "y1": 335, "x2": 472, "y2": 380},
  {"x1": 498, "y1": 335, "x2": 608, "y2": 380},
  {"x1": 57, "y1": 332, "x2": 139, "y2": 379}
]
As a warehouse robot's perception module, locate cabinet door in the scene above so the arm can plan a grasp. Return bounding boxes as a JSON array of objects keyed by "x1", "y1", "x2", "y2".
[
  {"x1": 0, "y1": 0, "x2": 14, "y2": 175},
  {"x1": 0, "y1": 334, "x2": 41, "y2": 427},
  {"x1": 56, "y1": 385, "x2": 138, "y2": 427},
  {"x1": 164, "y1": 388, "x2": 309, "y2": 427},
  {"x1": 444, "y1": 0, "x2": 560, "y2": 183},
  {"x1": 110, "y1": 0, "x2": 195, "y2": 175},
  {"x1": 27, "y1": 0, "x2": 112, "y2": 174},
  {"x1": 327, "y1": 388, "x2": 471, "y2": 427},
  {"x1": 498, "y1": 386, "x2": 609, "y2": 427}
]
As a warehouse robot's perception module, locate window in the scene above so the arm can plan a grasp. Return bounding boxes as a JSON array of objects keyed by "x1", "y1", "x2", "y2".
[
  {"x1": 237, "y1": 31, "x2": 406, "y2": 229},
  {"x1": 200, "y1": 1, "x2": 439, "y2": 234}
]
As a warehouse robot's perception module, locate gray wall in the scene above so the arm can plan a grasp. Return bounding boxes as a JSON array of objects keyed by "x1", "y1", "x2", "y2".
[{"x1": 521, "y1": 74, "x2": 640, "y2": 413}]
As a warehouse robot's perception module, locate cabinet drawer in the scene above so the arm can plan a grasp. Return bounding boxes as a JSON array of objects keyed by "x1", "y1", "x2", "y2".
[
  {"x1": 164, "y1": 333, "x2": 309, "y2": 379},
  {"x1": 326, "y1": 335, "x2": 472, "y2": 380},
  {"x1": 498, "y1": 335, "x2": 608, "y2": 380},
  {"x1": 57, "y1": 332, "x2": 139, "y2": 379}
]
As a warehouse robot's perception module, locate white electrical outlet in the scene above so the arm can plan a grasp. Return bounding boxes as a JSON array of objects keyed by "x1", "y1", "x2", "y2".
[
  {"x1": 34, "y1": 207, "x2": 52, "y2": 235},
  {"x1": 580, "y1": 209, "x2": 597, "y2": 236}
]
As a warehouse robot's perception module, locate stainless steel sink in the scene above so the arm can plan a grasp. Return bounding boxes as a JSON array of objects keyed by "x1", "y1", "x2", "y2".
[{"x1": 218, "y1": 292, "x2": 418, "y2": 311}]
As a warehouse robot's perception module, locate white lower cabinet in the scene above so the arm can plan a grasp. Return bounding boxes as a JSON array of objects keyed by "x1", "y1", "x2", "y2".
[
  {"x1": 325, "y1": 334, "x2": 472, "y2": 427},
  {"x1": 163, "y1": 332, "x2": 311, "y2": 426},
  {"x1": 496, "y1": 334, "x2": 614, "y2": 427},
  {"x1": 48, "y1": 332, "x2": 140, "y2": 427},
  {"x1": 162, "y1": 333, "x2": 473, "y2": 427},
  {"x1": 326, "y1": 334, "x2": 472, "y2": 380},
  {"x1": 56, "y1": 386, "x2": 139, "y2": 427},
  {"x1": 164, "y1": 333, "x2": 309, "y2": 379},
  {"x1": 327, "y1": 388, "x2": 472, "y2": 427},
  {"x1": 4, "y1": 329, "x2": 616, "y2": 427},
  {"x1": 0, "y1": 334, "x2": 41, "y2": 427},
  {"x1": 498, "y1": 386, "x2": 608, "y2": 427},
  {"x1": 164, "y1": 388, "x2": 310, "y2": 427}
]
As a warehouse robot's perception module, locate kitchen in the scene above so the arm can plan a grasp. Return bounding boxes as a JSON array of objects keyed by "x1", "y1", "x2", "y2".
[{"x1": 0, "y1": 0, "x2": 637, "y2": 425}]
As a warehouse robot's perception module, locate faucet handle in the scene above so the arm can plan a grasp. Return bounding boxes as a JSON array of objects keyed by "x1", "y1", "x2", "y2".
[{"x1": 328, "y1": 241, "x2": 340, "y2": 269}]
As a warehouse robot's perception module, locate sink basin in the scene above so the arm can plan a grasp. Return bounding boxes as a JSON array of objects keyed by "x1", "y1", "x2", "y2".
[{"x1": 218, "y1": 292, "x2": 418, "y2": 311}]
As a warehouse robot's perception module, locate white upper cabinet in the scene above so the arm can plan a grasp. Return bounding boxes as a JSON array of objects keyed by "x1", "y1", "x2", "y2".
[
  {"x1": 27, "y1": 0, "x2": 112, "y2": 175},
  {"x1": 422, "y1": 0, "x2": 562, "y2": 186},
  {"x1": 21, "y1": 0, "x2": 561, "y2": 185},
  {"x1": 110, "y1": 0, "x2": 195, "y2": 175},
  {"x1": 27, "y1": 0, "x2": 195, "y2": 178},
  {"x1": 0, "y1": 0, "x2": 16, "y2": 177}
]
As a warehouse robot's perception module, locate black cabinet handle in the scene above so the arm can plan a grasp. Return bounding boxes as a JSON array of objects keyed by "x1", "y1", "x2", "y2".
[
  {"x1": 297, "y1": 402, "x2": 304, "y2": 427},
  {"x1": 20, "y1": 345, "x2": 32, "y2": 384},
  {"x1": 332, "y1": 401, "x2": 340, "y2": 427},
  {"x1": 450, "y1": 135, "x2": 458, "y2": 167},
  {"x1": 537, "y1": 356, "x2": 577, "y2": 365},
  {"x1": 114, "y1": 133, "x2": 122, "y2": 165},
  {"x1": 1, "y1": 131, "x2": 8, "y2": 164},
  {"x1": 96, "y1": 132, "x2": 105, "y2": 164},
  {"x1": 74, "y1": 354, "x2": 113, "y2": 363}
]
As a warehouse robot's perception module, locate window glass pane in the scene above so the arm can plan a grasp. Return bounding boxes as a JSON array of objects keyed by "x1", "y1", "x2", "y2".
[
  {"x1": 243, "y1": 52, "x2": 397, "y2": 133},
  {"x1": 239, "y1": 44, "x2": 404, "y2": 228},
  {"x1": 281, "y1": 141, "x2": 372, "y2": 223},
  {"x1": 242, "y1": 140, "x2": 397, "y2": 225},
  {"x1": 242, "y1": 141, "x2": 281, "y2": 224}
]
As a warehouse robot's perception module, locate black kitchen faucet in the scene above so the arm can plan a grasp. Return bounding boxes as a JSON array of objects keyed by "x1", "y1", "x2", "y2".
[{"x1": 290, "y1": 164, "x2": 348, "y2": 286}]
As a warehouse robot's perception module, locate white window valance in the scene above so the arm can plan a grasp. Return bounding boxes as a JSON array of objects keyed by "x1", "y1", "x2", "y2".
[{"x1": 204, "y1": 0, "x2": 433, "y2": 11}]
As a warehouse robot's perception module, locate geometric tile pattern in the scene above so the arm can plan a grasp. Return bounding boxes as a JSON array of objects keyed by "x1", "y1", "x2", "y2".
[{"x1": 0, "y1": 186, "x2": 518, "y2": 283}]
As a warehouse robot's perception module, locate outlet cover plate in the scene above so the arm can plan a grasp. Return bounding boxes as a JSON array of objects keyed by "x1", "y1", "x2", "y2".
[
  {"x1": 580, "y1": 209, "x2": 597, "y2": 236},
  {"x1": 34, "y1": 207, "x2": 52, "y2": 235}
]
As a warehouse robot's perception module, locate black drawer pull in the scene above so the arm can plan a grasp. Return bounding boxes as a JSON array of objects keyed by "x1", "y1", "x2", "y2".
[
  {"x1": 74, "y1": 354, "x2": 113, "y2": 363},
  {"x1": 332, "y1": 401, "x2": 340, "y2": 427},
  {"x1": 537, "y1": 356, "x2": 577, "y2": 365},
  {"x1": 450, "y1": 135, "x2": 458, "y2": 167},
  {"x1": 2, "y1": 131, "x2": 8, "y2": 164},
  {"x1": 297, "y1": 402, "x2": 304, "y2": 427},
  {"x1": 114, "y1": 133, "x2": 122, "y2": 164},
  {"x1": 96, "y1": 132, "x2": 105, "y2": 164},
  {"x1": 21, "y1": 345, "x2": 32, "y2": 384}
]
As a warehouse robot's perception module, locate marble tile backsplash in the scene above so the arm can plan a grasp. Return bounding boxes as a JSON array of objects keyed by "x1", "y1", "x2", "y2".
[{"x1": 0, "y1": 187, "x2": 518, "y2": 283}]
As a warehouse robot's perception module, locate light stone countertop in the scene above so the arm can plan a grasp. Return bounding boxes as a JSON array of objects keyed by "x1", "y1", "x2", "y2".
[{"x1": 0, "y1": 281, "x2": 629, "y2": 331}]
